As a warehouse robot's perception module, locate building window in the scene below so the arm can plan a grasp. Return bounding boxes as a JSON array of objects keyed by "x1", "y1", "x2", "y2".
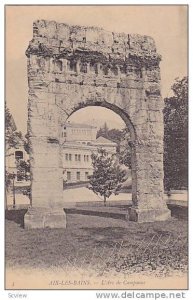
[
  {"x1": 66, "y1": 153, "x2": 72, "y2": 161},
  {"x1": 84, "y1": 155, "x2": 89, "y2": 162},
  {"x1": 76, "y1": 172, "x2": 80, "y2": 181},
  {"x1": 75, "y1": 154, "x2": 81, "y2": 161},
  {"x1": 85, "y1": 172, "x2": 89, "y2": 180},
  {"x1": 15, "y1": 151, "x2": 23, "y2": 160},
  {"x1": 67, "y1": 171, "x2": 71, "y2": 181}
]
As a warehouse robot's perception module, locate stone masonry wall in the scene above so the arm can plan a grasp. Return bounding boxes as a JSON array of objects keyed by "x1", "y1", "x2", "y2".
[{"x1": 26, "y1": 20, "x2": 169, "y2": 221}]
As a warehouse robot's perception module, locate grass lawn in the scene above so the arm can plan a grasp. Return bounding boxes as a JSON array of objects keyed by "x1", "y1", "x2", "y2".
[{"x1": 5, "y1": 209, "x2": 188, "y2": 278}]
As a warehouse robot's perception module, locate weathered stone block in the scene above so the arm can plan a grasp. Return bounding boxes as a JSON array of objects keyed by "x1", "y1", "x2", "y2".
[
  {"x1": 86, "y1": 27, "x2": 101, "y2": 43},
  {"x1": 56, "y1": 22, "x2": 70, "y2": 40},
  {"x1": 24, "y1": 207, "x2": 66, "y2": 229},
  {"x1": 141, "y1": 35, "x2": 156, "y2": 52},
  {"x1": 34, "y1": 20, "x2": 57, "y2": 39},
  {"x1": 128, "y1": 207, "x2": 171, "y2": 223}
]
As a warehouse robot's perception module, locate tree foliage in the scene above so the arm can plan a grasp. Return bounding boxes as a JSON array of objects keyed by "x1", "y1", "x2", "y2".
[
  {"x1": 16, "y1": 159, "x2": 31, "y2": 181},
  {"x1": 5, "y1": 171, "x2": 15, "y2": 191},
  {"x1": 97, "y1": 123, "x2": 132, "y2": 168},
  {"x1": 5, "y1": 107, "x2": 31, "y2": 194},
  {"x1": 163, "y1": 76, "x2": 188, "y2": 190},
  {"x1": 5, "y1": 107, "x2": 24, "y2": 155},
  {"x1": 96, "y1": 122, "x2": 109, "y2": 139},
  {"x1": 88, "y1": 148, "x2": 126, "y2": 206},
  {"x1": 96, "y1": 123, "x2": 123, "y2": 150}
]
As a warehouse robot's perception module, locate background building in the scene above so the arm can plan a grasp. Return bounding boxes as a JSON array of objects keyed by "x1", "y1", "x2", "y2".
[
  {"x1": 61, "y1": 122, "x2": 98, "y2": 143},
  {"x1": 62, "y1": 122, "x2": 117, "y2": 183}
]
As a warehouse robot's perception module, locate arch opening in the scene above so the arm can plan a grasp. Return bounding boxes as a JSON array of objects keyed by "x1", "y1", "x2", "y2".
[
  {"x1": 59, "y1": 102, "x2": 137, "y2": 207},
  {"x1": 67, "y1": 101, "x2": 136, "y2": 143}
]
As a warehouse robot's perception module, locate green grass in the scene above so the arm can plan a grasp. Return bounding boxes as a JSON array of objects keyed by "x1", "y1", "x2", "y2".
[{"x1": 5, "y1": 212, "x2": 188, "y2": 276}]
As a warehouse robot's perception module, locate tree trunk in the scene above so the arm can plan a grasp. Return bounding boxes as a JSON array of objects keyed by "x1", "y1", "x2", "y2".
[{"x1": 104, "y1": 196, "x2": 106, "y2": 207}]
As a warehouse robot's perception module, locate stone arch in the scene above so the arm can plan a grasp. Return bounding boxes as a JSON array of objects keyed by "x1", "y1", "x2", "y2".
[
  {"x1": 67, "y1": 101, "x2": 136, "y2": 141},
  {"x1": 24, "y1": 20, "x2": 170, "y2": 229},
  {"x1": 64, "y1": 101, "x2": 137, "y2": 204}
]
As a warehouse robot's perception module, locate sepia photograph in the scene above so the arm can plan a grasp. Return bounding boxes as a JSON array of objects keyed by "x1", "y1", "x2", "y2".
[{"x1": 5, "y1": 5, "x2": 188, "y2": 290}]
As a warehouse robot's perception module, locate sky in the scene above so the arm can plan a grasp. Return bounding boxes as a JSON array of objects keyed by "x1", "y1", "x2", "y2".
[{"x1": 5, "y1": 5, "x2": 188, "y2": 133}]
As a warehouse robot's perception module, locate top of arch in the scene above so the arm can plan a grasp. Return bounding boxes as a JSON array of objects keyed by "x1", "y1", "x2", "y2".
[{"x1": 26, "y1": 19, "x2": 161, "y2": 67}]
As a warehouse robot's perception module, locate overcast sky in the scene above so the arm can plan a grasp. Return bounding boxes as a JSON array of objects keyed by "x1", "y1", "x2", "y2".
[{"x1": 6, "y1": 5, "x2": 188, "y2": 133}]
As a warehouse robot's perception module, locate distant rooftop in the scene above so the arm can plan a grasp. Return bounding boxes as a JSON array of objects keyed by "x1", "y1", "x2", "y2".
[
  {"x1": 95, "y1": 136, "x2": 117, "y2": 145},
  {"x1": 64, "y1": 122, "x2": 97, "y2": 129}
]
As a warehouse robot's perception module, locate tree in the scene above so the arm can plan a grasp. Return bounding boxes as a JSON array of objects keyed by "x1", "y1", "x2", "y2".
[
  {"x1": 5, "y1": 107, "x2": 21, "y2": 192},
  {"x1": 5, "y1": 106, "x2": 31, "y2": 198},
  {"x1": 88, "y1": 148, "x2": 126, "y2": 206},
  {"x1": 96, "y1": 124, "x2": 132, "y2": 168},
  {"x1": 5, "y1": 171, "x2": 15, "y2": 192},
  {"x1": 163, "y1": 76, "x2": 188, "y2": 190},
  {"x1": 96, "y1": 122, "x2": 109, "y2": 139},
  {"x1": 97, "y1": 123, "x2": 127, "y2": 153},
  {"x1": 16, "y1": 159, "x2": 31, "y2": 181},
  {"x1": 5, "y1": 107, "x2": 24, "y2": 155}
]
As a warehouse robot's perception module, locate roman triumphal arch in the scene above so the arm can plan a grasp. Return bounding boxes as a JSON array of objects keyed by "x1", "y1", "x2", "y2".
[{"x1": 24, "y1": 20, "x2": 170, "y2": 228}]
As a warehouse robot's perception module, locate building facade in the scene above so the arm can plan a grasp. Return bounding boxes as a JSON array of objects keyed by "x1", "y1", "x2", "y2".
[{"x1": 62, "y1": 122, "x2": 117, "y2": 183}]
